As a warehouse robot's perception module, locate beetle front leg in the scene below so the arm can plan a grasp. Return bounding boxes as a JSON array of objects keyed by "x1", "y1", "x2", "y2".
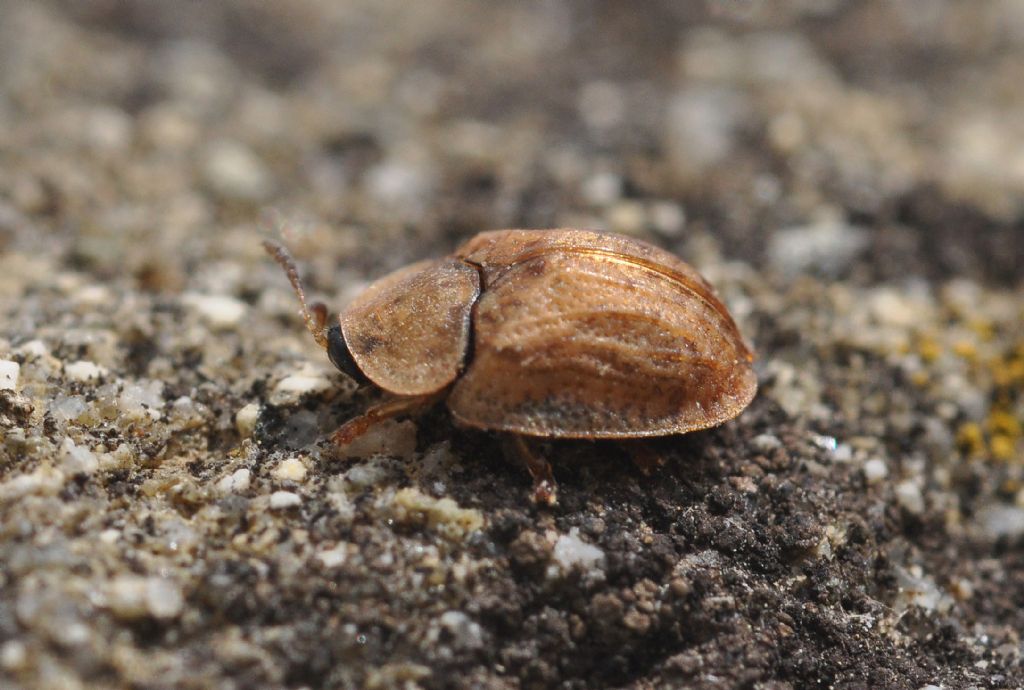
[
  {"x1": 331, "y1": 392, "x2": 442, "y2": 447},
  {"x1": 503, "y1": 435, "x2": 558, "y2": 506}
]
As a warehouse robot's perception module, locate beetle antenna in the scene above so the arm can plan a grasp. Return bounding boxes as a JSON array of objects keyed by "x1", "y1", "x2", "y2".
[{"x1": 263, "y1": 240, "x2": 329, "y2": 349}]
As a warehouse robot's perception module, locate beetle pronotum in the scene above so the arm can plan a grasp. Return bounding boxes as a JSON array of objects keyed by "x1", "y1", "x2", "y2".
[{"x1": 265, "y1": 229, "x2": 756, "y2": 504}]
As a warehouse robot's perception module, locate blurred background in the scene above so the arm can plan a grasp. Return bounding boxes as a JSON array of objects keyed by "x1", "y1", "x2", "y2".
[{"x1": 2, "y1": 0, "x2": 1023, "y2": 290}]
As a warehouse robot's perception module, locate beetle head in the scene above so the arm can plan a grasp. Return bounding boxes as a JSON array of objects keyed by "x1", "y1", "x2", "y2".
[{"x1": 326, "y1": 324, "x2": 369, "y2": 384}]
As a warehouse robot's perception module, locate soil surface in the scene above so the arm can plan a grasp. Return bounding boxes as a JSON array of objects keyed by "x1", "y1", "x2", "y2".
[{"x1": 1, "y1": 2, "x2": 1023, "y2": 688}]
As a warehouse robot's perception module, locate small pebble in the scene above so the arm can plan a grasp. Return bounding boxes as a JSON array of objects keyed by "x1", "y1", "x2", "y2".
[
  {"x1": 235, "y1": 402, "x2": 261, "y2": 437},
  {"x1": 0, "y1": 466, "x2": 64, "y2": 502},
  {"x1": 119, "y1": 380, "x2": 165, "y2": 421},
  {"x1": 316, "y1": 544, "x2": 348, "y2": 568},
  {"x1": 64, "y1": 360, "x2": 107, "y2": 382},
  {"x1": 107, "y1": 576, "x2": 184, "y2": 619},
  {"x1": 434, "y1": 610, "x2": 484, "y2": 650},
  {"x1": 202, "y1": 140, "x2": 272, "y2": 201},
  {"x1": 895, "y1": 480, "x2": 925, "y2": 515},
  {"x1": 61, "y1": 437, "x2": 98, "y2": 475},
  {"x1": 183, "y1": 293, "x2": 247, "y2": 329},
  {"x1": 391, "y1": 487, "x2": 483, "y2": 538},
  {"x1": 216, "y1": 468, "x2": 251, "y2": 494},
  {"x1": 863, "y1": 458, "x2": 889, "y2": 484},
  {"x1": 649, "y1": 201, "x2": 686, "y2": 237},
  {"x1": 0, "y1": 360, "x2": 19, "y2": 390},
  {"x1": 271, "y1": 457, "x2": 308, "y2": 483},
  {"x1": 606, "y1": 201, "x2": 646, "y2": 235},
  {"x1": 270, "y1": 373, "x2": 333, "y2": 406},
  {"x1": 976, "y1": 504, "x2": 1024, "y2": 540},
  {"x1": 145, "y1": 578, "x2": 185, "y2": 619},
  {"x1": 338, "y1": 419, "x2": 417, "y2": 459},
  {"x1": 581, "y1": 172, "x2": 622, "y2": 206},
  {"x1": 0, "y1": 640, "x2": 27, "y2": 672},
  {"x1": 751, "y1": 434, "x2": 782, "y2": 452},
  {"x1": 767, "y1": 220, "x2": 869, "y2": 276},
  {"x1": 552, "y1": 527, "x2": 605, "y2": 573},
  {"x1": 269, "y1": 490, "x2": 302, "y2": 509},
  {"x1": 15, "y1": 340, "x2": 49, "y2": 359}
]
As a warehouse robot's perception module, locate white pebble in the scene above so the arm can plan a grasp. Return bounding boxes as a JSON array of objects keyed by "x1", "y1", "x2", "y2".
[
  {"x1": 552, "y1": 528, "x2": 605, "y2": 573},
  {"x1": 0, "y1": 465, "x2": 64, "y2": 502},
  {"x1": 272, "y1": 457, "x2": 308, "y2": 483},
  {"x1": 235, "y1": 402, "x2": 261, "y2": 437},
  {"x1": 751, "y1": 434, "x2": 782, "y2": 452},
  {"x1": 316, "y1": 544, "x2": 348, "y2": 568},
  {"x1": 581, "y1": 171, "x2": 622, "y2": 206},
  {"x1": 863, "y1": 458, "x2": 888, "y2": 484},
  {"x1": 338, "y1": 419, "x2": 417, "y2": 459},
  {"x1": 270, "y1": 490, "x2": 301, "y2": 509},
  {"x1": 0, "y1": 360, "x2": 19, "y2": 390},
  {"x1": 0, "y1": 640, "x2": 27, "y2": 672},
  {"x1": 649, "y1": 201, "x2": 686, "y2": 237},
  {"x1": 344, "y1": 457, "x2": 396, "y2": 488},
  {"x1": 16, "y1": 340, "x2": 49, "y2": 359},
  {"x1": 145, "y1": 578, "x2": 184, "y2": 619},
  {"x1": 216, "y1": 468, "x2": 251, "y2": 494},
  {"x1": 183, "y1": 293, "x2": 247, "y2": 329},
  {"x1": 119, "y1": 380, "x2": 165, "y2": 420},
  {"x1": 435, "y1": 610, "x2": 484, "y2": 650},
  {"x1": 202, "y1": 140, "x2": 271, "y2": 201},
  {"x1": 270, "y1": 373, "x2": 333, "y2": 406},
  {"x1": 607, "y1": 201, "x2": 646, "y2": 235},
  {"x1": 366, "y1": 160, "x2": 431, "y2": 216},
  {"x1": 107, "y1": 576, "x2": 183, "y2": 619},
  {"x1": 767, "y1": 220, "x2": 869, "y2": 276},
  {"x1": 64, "y1": 360, "x2": 107, "y2": 382},
  {"x1": 895, "y1": 480, "x2": 925, "y2": 515},
  {"x1": 832, "y1": 443, "x2": 853, "y2": 463},
  {"x1": 106, "y1": 576, "x2": 150, "y2": 618},
  {"x1": 61, "y1": 437, "x2": 98, "y2": 475},
  {"x1": 976, "y1": 504, "x2": 1024, "y2": 540}
]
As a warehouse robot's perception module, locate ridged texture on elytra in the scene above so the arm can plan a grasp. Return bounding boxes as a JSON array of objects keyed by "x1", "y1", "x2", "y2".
[
  {"x1": 341, "y1": 258, "x2": 480, "y2": 396},
  {"x1": 447, "y1": 229, "x2": 756, "y2": 438}
]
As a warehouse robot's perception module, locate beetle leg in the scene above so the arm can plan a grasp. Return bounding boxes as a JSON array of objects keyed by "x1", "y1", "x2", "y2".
[
  {"x1": 618, "y1": 440, "x2": 665, "y2": 476},
  {"x1": 503, "y1": 436, "x2": 558, "y2": 506},
  {"x1": 331, "y1": 393, "x2": 442, "y2": 447}
]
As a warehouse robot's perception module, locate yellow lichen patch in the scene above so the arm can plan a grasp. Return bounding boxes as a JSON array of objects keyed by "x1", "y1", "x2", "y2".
[
  {"x1": 956, "y1": 422, "x2": 985, "y2": 458},
  {"x1": 391, "y1": 487, "x2": 484, "y2": 540},
  {"x1": 991, "y1": 347, "x2": 1024, "y2": 388},
  {"x1": 990, "y1": 435, "x2": 1017, "y2": 462},
  {"x1": 988, "y1": 410, "x2": 1021, "y2": 438},
  {"x1": 951, "y1": 340, "x2": 977, "y2": 361},
  {"x1": 968, "y1": 319, "x2": 995, "y2": 342},
  {"x1": 917, "y1": 335, "x2": 942, "y2": 364},
  {"x1": 910, "y1": 371, "x2": 930, "y2": 388},
  {"x1": 986, "y1": 408, "x2": 1022, "y2": 463}
]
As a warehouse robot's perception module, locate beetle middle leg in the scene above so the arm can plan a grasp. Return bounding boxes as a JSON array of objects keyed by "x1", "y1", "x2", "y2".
[
  {"x1": 330, "y1": 392, "x2": 443, "y2": 447},
  {"x1": 503, "y1": 435, "x2": 557, "y2": 506}
]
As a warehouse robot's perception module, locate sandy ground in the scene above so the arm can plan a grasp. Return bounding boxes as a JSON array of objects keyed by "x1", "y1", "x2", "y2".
[{"x1": 1, "y1": 1, "x2": 1023, "y2": 688}]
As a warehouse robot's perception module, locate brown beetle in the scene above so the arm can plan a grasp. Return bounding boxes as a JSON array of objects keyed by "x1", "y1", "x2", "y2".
[{"x1": 264, "y1": 229, "x2": 756, "y2": 504}]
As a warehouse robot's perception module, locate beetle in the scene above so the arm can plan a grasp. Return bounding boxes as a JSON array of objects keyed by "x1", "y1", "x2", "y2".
[{"x1": 264, "y1": 229, "x2": 757, "y2": 504}]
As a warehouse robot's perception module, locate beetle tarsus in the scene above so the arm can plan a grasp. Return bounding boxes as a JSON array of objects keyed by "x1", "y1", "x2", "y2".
[{"x1": 504, "y1": 436, "x2": 558, "y2": 506}]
